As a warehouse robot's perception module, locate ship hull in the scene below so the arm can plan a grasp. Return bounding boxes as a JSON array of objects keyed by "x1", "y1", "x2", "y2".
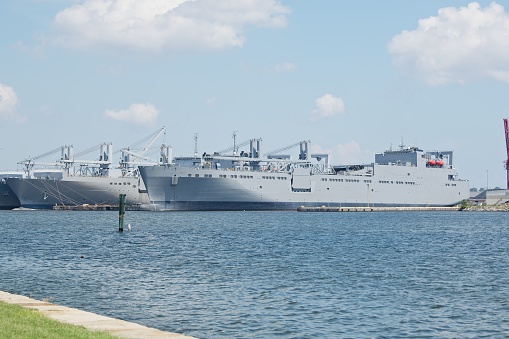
[
  {"x1": 139, "y1": 163, "x2": 470, "y2": 211},
  {"x1": 6, "y1": 176, "x2": 149, "y2": 209},
  {"x1": 0, "y1": 181, "x2": 20, "y2": 210}
]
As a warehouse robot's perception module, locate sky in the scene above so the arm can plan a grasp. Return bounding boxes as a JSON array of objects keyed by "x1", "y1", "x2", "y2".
[{"x1": 1, "y1": 0, "x2": 509, "y2": 189}]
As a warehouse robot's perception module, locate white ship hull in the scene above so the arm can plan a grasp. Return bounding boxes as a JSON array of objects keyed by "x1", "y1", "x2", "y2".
[
  {"x1": 139, "y1": 147, "x2": 470, "y2": 211},
  {"x1": 6, "y1": 176, "x2": 149, "y2": 209}
]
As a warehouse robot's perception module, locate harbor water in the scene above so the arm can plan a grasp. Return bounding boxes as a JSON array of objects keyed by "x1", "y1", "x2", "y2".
[{"x1": 1, "y1": 210, "x2": 508, "y2": 338}]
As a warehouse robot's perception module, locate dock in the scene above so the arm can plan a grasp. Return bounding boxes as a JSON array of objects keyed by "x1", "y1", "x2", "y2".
[
  {"x1": 297, "y1": 206, "x2": 460, "y2": 212},
  {"x1": 52, "y1": 204, "x2": 142, "y2": 211}
]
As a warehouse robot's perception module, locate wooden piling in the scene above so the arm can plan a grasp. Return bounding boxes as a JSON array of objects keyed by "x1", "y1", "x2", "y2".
[{"x1": 118, "y1": 194, "x2": 126, "y2": 232}]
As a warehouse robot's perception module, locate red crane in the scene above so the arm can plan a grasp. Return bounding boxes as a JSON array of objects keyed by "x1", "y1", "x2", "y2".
[{"x1": 505, "y1": 118, "x2": 509, "y2": 189}]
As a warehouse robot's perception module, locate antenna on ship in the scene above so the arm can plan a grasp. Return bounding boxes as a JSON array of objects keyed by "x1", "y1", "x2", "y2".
[
  {"x1": 399, "y1": 137, "x2": 405, "y2": 150},
  {"x1": 233, "y1": 131, "x2": 237, "y2": 156},
  {"x1": 194, "y1": 133, "x2": 198, "y2": 158}
]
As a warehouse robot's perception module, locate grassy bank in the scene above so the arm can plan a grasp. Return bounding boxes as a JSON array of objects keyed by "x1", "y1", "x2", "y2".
[{"x1": 0, "y1": 301, "x2": 118, "y2": 339}]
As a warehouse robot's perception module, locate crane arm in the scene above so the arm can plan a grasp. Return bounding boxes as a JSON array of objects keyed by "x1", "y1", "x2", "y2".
[
  {"x1": 264, "y1": 140, "x2": 310, "y2": 156},
  {"x1": 217, "y1": 139, "x2": 251, "y2": 155}
]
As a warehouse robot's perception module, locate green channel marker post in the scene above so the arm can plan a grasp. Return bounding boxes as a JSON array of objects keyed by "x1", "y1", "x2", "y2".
[{"x1": 118, "y1": 194, "x2": 126, "y2": 232}]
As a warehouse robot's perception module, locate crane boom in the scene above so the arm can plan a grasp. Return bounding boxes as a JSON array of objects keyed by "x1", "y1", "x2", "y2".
[
  {"x1": 264, "y1": 140, "x2": 310, "y2": 157},
  {"x1": 217, "y1": 139, "x2": 251, "y2": 155}
]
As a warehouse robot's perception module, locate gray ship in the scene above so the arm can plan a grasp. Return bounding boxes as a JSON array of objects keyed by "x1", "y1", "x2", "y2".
[
  {"x1": 0, "y1": 172, "x2": 22, "y2": 209},
  {"x1": 138, "y1": 139, "x2": 470, "y2": 211},
  {"x1": 6, "y1": 128, "x2": 168, "y2": 210}
]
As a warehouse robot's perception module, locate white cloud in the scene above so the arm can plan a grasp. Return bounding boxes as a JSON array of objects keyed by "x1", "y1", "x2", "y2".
[
  {"x1": 388, "y1": 2, "x2": 509, "y2": 85},
  {"x1": 311, "y1": 140, "x2": 361, "y2": 165},
  {"x1": 311, "y1": 94, "x2": 345, "y2": 121},
  {"x1": 104, "y1": 103, "x2": 159, "y2": 124},
  {"x1": 206, "y1": 96, "x2": 216, "y2": 106},
  {"x1": 52, "y1": 0, "x2": 290, "y2": 52},
  {"x1": 0, "y1": 83, "x2": 19, "y2": 120},
  {"x1": 274, "y1": 62, "x2": 297, "y2": 73}
]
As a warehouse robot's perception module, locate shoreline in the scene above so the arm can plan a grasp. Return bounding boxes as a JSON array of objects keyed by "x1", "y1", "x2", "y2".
[{"x1": 0, "y1": 291, "x2": 195, "y2": 339}]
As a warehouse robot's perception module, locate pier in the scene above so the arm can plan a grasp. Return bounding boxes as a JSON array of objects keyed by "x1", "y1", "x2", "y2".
[
  {"x1": 52, "y1": 204, "x2": 142, "y2": 211},
  {"x1": 297, "y1": 206, "x2": 461, "y2": 212}
]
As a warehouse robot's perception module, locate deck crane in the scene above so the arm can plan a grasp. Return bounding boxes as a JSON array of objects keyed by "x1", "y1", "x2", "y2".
[
  {"x1": 216, "y1": 139, "x2": 252, "y2": 156},
  {"x1": 264, "y1": 140, "x2": 311, "y2": 160},
  {"x1": 504, "y1": 118, "x2": 509, "y2": 189},
  {"x1": 119, "y1": 126, "x2": 167, "y2": 176},
  {"x1": 120, "y1": 126, "x2": 166, "y2": 159},
  {"x1": 18, "y1": 145, "x2": 71, "y2": 174}
]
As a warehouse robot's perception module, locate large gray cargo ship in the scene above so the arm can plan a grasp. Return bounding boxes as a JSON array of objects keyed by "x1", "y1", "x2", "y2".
[
  {"x1": 5, "y1": 144, "x2": 150, "y2": 209},
  {"x1": 6, "y1": 174, "x2": 148, "y2": 209},
  {"x1": 138, "y1": 140, "x2": 470, "y2": 211},
  {"x1": 6, "y1": 128, "x2": 167, "y2": 210}
]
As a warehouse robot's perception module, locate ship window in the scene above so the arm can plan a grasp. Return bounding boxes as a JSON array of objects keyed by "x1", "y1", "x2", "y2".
[
  {"x1": 195, "y1": 174, "x2": 199, "y2": 177},
  {"x1": 133, "y1": 185, "x2": 136, "y2": 188},
  {"x1": 110, "y1": 182, "x2": 113, "y2": 185},
  {"x1": 188, "y1": 174, "x2": 192, "y2": 177}
]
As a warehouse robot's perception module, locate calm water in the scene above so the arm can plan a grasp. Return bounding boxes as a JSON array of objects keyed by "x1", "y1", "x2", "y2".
[{"x1": 1, "y1": 210, "x2": 508, "y2": 338}]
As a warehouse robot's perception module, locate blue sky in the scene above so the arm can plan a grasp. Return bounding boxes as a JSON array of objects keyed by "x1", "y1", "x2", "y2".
[{"x1": 1, "y1": 0, "x2": 509, "y2": 189}]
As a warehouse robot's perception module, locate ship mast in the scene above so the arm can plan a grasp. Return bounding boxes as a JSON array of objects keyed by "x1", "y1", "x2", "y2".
[
  {"x1": 194, "y1": 133, "x2": 199, "y2": 158},
  {"x1": 232, "y1": 131, "x2": 237, "y2": 156}
]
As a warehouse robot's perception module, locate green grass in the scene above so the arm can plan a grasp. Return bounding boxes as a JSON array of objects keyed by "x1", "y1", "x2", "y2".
[{"x1": 0, "y1": 301, "x2": 119, "y2": 339}]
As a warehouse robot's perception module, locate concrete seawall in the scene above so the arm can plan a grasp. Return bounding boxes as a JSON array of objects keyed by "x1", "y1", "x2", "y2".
[
  {"x1": 297, "y1": 206, "x2": 460, "y2": 212},
  {"x1": 0, "y1": 291, "x2": 196, "y2": 339}
]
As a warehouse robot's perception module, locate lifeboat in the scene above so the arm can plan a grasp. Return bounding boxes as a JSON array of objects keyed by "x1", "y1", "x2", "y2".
[
  {"x1": 427, "y1": 160, "x2": 436, "y2": 166},
  {"x1": 436, "y1": 160, "x2": 444, "y2": 167}
]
